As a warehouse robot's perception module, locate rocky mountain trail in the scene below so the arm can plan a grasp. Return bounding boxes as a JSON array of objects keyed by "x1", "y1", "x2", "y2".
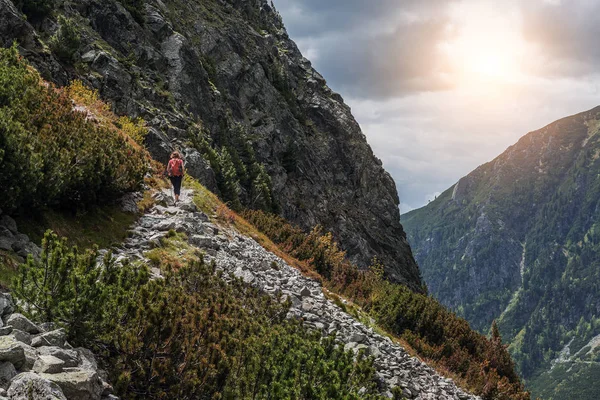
[
  {"x1": 104, "y1": 187, "x2": 480, "y2": 400},
  {"x1": 0, "y1": 0, "x2": 422, "y2": 291}
]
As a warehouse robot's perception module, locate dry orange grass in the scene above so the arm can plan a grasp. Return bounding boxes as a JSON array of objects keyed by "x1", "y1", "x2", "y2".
[{"x1": 65, "y1": 80, "x2": 147, "y2": 151}]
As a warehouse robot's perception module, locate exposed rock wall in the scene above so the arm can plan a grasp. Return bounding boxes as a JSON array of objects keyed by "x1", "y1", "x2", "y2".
[{"x1": 0, "y1": 0, "x2": 422, "y2": 291}]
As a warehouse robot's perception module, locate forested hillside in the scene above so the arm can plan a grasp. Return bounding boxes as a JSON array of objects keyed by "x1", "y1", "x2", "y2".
[{"x1": 404, "y1": 106, "x2": 600, "y2": 398}]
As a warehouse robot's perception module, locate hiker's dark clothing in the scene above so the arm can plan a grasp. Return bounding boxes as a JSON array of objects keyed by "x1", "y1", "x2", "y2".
[{"x1": 170, "y1": 175, "x2": 182, "y2": 196}]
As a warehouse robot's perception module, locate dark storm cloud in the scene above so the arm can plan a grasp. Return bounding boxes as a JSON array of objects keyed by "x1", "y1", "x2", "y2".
[
  {"x1": 313, "y1": 20, "x2": 453, "y2": 98},
  {"x1": 273, "y1": 0, "x2": 446, "y2": 37},
  {"x1": 273, "y1": 0, "x2": 455, "y2": 98},
  {"x1": 521, "y1": 0, "x2": 600, "y2": 77}
]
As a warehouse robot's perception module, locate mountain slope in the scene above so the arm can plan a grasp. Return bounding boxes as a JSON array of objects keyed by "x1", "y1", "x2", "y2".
[
  {"x1": 0, "y1": 43, "x2": 528, "y2": 400},
  {"x1": 403, "y1": 106, "x2": 600, "y2": 397},
  {"x1": 0, "y1": 0, "x2": 422, "y2": 290}
]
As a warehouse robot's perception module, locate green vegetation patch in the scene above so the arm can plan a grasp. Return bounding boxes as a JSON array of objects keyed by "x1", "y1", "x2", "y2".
[
  {"x1": 0, "y1": 45, "x2": 148, "y2": 214},
  {"x1": 529, "y1": 362, "x2": 600, "y2": 400},
  {"x1": 15, "y1": 206, "x2": 138, "y2": 250},
  {"x1": 13, "y1": 231, "x2": 386, "y2": 400}
]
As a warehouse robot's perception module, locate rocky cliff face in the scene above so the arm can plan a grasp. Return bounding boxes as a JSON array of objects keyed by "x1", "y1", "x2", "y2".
[
  {"x1": 403, "y1": 106, "x2": 600, "y2": 398},
  {"x1": 0, "y1": 0, "x2": 422, "y2": 291}
]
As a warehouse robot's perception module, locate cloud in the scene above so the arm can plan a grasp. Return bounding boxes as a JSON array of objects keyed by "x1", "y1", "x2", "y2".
[
  {"x1": 273, "y1": 0, "x2": 456, "y2": 99},
  {"x1": 347, "y1": 75, "x2": 600, "y2": 210},
  {"x1": 521, "y1": 0, "x2": 600, "y2": 77},
  {"x1": 272, "y1": 0, "x2": 600, "y2": 210}
]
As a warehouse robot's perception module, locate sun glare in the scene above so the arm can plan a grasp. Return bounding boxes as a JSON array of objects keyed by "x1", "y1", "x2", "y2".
[{"x1": 441, "y1": 2, "x2": 530, "y2": 86}]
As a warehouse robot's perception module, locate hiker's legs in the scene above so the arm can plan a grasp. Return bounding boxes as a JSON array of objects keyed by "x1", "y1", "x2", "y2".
[{"x1": 172, "y1": 176, "x2": 182, "y2": 202}]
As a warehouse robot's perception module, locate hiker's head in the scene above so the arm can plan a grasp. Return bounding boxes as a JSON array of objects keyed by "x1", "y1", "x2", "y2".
[{"x1": 171, "y1": 151, "x2": 181, "y2": 159}]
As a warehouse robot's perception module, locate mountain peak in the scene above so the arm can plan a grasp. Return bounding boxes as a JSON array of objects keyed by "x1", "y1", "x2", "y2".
[{"x1": 404, "y1": 106, "x2": 600, "y2": 399}]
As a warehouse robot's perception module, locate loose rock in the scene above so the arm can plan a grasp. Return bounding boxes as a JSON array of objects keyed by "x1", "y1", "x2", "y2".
[
  {"x1": 34, "y1": 355, "x2": 65, "y2": 374},
  {"x1": 0, "y1": 362, "x2": 15, "y2": 389},
  {"x1": 6, "y1": 314, "x2": 41, "y2": 335},
  {"x1": 32, "y1": 329, "x2": 67, "y2": 348},
  {"x1": 41, "y1": 369, "x2": 103, "y2": 400},
  {"x1": 7, "y1": 372, "x2": 67, "y2": 400}
]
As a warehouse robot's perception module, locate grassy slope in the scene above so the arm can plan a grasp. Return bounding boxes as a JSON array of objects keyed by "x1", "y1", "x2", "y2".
[{"x1": 15, "y1": 207, "x2": 138, "y2": 251}]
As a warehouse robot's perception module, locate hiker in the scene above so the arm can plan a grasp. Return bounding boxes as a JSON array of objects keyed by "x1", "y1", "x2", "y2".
[{"x1": 167, "y1": 151, "x2": 185, "y2": 204}]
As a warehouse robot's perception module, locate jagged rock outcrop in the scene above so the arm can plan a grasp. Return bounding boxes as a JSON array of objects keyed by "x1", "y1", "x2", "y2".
[
  {"x1": 0, "y1": 0, "x2": 422, "y2": 291},
  {"x1": 100, "y1": 188, "x2": 479, "y2": 400}
]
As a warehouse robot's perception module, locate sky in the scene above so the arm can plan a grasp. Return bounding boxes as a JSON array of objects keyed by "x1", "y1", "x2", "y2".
[{"x1": 271, "y1": 0, "x2": 600, "y2": 213}]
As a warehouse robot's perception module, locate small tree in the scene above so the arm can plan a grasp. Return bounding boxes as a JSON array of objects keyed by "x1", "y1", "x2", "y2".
[
  {"x1": 14, "y1": 231, "x2": 76, "y2": 323},
  {"x1": 218, "y1": 147, "x2": 242, "y2": 210},
  {"x1": 251, "y1": 164, "x2": 273, "y2": 211},
  {"x1": 50, "y1": 16, "x2": 81, "y2": 62},
  {"x1": 13, "y1": 230, "x2": 149, "y2": 344}
]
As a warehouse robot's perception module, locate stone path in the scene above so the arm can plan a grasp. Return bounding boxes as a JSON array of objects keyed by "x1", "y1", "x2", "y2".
[{"x1": 106, "y1": 188, "x2": 480, "y2": 400}]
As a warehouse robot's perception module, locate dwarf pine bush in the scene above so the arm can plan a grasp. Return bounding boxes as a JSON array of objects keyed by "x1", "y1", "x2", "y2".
[
  {"x1": 14, "y1": 231, "x2": 384, "y2": 399},
  {"x1": 50, "y1": 16, "x2": 81, "y2": 62},
  {"x1": 241, "y1": 209, "x2": 529, "y2": 400},
  {"x1": 0, "y1": 45, "x2": 147, "y2": 213}
]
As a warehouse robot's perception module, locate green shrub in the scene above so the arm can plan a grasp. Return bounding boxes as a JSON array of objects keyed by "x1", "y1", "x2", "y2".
[
  {"x1": 13, "y1": 231, "x2": 384, "y2": 399},
  {"x1": 0, "y1": 45, "x2": 147, "y2": 213},
  {"x1": 14, "y1": 231, "x2": 150, "y2": 343},
  {"x1": 50, "y1": 16, "x2": 81, "y2": 62}
]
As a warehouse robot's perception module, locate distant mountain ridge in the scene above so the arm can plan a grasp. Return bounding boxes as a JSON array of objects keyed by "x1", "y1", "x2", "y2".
[{"x1": 403, "y1": 106, "x2": 600, "y2": 398}]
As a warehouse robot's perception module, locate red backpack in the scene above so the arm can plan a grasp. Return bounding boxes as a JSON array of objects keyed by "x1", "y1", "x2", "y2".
[{"x1": 169, "y1": 159, "x2": 184, "y2": 176}]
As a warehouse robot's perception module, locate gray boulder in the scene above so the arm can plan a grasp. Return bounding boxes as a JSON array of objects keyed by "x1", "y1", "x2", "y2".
[
  {"x1": 6, "y1": 314, "x2": 41, "y2": 334},
  {"x1": 21, "y1": 343, "x2": 38, "y2": 371},
  {"x1": 7, "y1": 372, "x2": 67, "y2": 400},
  {"x1": 41, "y1": 369, "x2": 103, "y2": 400},
  {"x1": 119, "y1": 192, "x2": 141, "y2": 214},
  {"x1": 11, "y1": 234, "x2": 40, "y2": 259},
  {"x1": 0, "y1": 238, "x2": 12, "y2": 253},
  {"x1": 0, "y1": 337, "x2": 24, "y2": 368},
  {"x1": 75, "y1": 348, "x2": 98, "y2": 371},
  {"x1": 0, "y1": 216, "x2": 16, "y2": 235},
  {"x1": 32, "y1": 329, "x2": 67, "y2": 348},
  {"x1": 0, "y1": 362, "x2": 15, "y2": 389},
  {"x1": 189, "y1": 235, "x2": 220, "y2": 250},
  {"x1": 11, "y1": 330, "x2": 31, "y2": 346},
  {"x1": 34, "y1": 355, "x2": 65, "y2": 374},
  {"x1": 37, "y1": 347, "x2": 79, "y2": 368}
]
